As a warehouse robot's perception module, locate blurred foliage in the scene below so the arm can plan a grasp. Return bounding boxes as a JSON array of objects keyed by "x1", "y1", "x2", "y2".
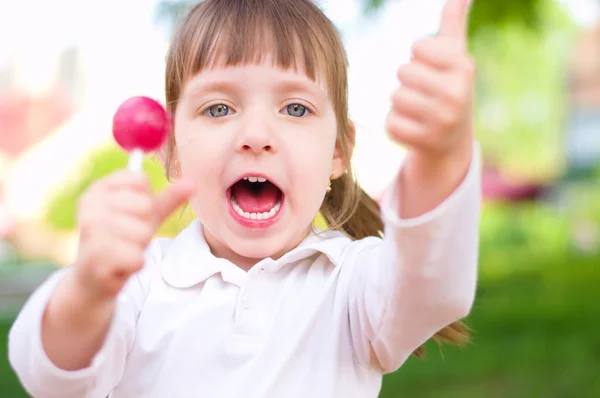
[
  {"x1": 158, "y1": 0, "x2": 546, "y2": 40},
  {"x1": 472, "y1": 1, "x2": 577, "y2": 181},
  {"x1": 365, "y1": 0, "x2": 545, "y2": 40}
]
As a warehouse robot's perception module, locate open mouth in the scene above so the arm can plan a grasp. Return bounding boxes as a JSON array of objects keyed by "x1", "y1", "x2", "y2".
[{"x1": 228, "y1": 176, "x2": 283, "y2": 223}]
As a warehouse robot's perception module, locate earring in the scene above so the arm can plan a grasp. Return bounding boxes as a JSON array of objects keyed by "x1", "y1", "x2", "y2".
[{"x1": 326, "y1": 170, "x2": 335, "y2": 193}]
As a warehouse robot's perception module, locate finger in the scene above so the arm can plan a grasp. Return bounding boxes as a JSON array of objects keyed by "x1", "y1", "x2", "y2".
[
  {"x1": 391, "y1": 87, "x2": 438, "y2": 122},
  {"x1": 386, "y1": 112, "x2": 426, "y2": 147},
  {"x1": 103, "y1": 170, "x2": 150, "y2": 192},
  {"x1": 154, "y1": 180, "x2": 194, "y2": 223},
  {"x1": 397, "y1": 62, "x2": 447, "y2": 98},
  {"x1": 107, "y1": 190, "x2": 155, "y2": 219},
  {"x1": 412, "y1": 37, "x2": 465, "y2": 69},
  {"x1": 386, "y1": 112, "x2": 443, "y2": 154},
  {"x1": 440, "y1": 0, "x2": 470, "y2": 40},
  {"x1": 398, "y1": 62, "x2": 469, "y2": 107},
  {"x1": 108, "y1": 215, "x2": 155, "y2": 248}
]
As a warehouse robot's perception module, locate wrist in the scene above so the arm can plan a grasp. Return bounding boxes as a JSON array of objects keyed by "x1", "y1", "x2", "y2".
[
  {"x1": 404, "y1": 138, "x2": 473, "y2": 186},
  {"x1": 47, "y1": 271, "x2": 115, "y2": 326}
]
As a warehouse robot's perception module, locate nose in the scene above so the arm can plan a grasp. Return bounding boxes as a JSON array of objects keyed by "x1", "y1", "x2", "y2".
[{"x1": 236, "y1": 111, "x2": 276, "y2": 155}]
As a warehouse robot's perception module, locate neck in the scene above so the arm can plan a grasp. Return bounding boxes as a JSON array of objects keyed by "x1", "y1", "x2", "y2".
[{"x1": 201, "y1": 225, "x2": 312, "y2": 272}]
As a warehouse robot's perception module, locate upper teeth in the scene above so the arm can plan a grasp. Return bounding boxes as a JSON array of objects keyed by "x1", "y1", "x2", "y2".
[{"x1": 243, "y1": 176, "x2": 267, "y2": 183}]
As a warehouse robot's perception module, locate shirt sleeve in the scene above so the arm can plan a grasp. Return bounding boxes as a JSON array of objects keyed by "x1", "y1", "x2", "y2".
[
  {"x1": 347, "y1": 141, "x2": 481, "y2": 374},
  {"x1": 7, "y1": 241, "x2": 162, "y2": 398}
]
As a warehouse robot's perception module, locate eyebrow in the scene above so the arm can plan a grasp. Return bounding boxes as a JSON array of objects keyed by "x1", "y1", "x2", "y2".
[
  {"x1": 272, "y1": 79, "x2": 328, "y2": 102},
  {"x1": 183, "y1": 80, "x2": 239, "y2": 100},
  {"x1": 183, "y1": 77, "x2": 328, "y2": 103}
]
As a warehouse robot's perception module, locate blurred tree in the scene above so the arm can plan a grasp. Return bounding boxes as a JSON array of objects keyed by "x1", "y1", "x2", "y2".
[{"x1": 366, "y1": 0, "x2": 545, "y2": 39}]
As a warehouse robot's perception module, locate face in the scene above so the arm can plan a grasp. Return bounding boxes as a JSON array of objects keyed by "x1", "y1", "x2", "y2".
[{"x1": 171, "y1": 61, "x2": 344, "y2": 268}]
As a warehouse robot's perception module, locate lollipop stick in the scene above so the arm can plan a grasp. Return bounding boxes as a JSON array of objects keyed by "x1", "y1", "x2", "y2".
[{"x1": 128, "y1": 148, "x2": 144, "y2": 173}]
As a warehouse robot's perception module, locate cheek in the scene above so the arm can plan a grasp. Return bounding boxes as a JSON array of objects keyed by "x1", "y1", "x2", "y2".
[
  {"x1": 287, "y1": 128, "x2": 337, "y2": 191},
  {"x1": 174, "y1": 125, "x2": 224, "y2": 181}
]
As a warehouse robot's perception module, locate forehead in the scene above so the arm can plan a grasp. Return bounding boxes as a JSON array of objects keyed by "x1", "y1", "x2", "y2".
[
  {"x1": 194, "y1": 50, "x2": 328, "y2": 85},
  {"x1": 181, "y1": 60, "x2": 330, "y2": 105}
]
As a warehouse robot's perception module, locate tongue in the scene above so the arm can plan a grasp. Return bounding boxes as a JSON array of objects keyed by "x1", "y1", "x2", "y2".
[{"x1": 231, "y1": 182, "x2": 280, "y2": 213}]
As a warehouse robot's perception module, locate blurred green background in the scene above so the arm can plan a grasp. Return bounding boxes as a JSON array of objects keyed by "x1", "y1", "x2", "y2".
[{"x1": 2, "y1": 0, "x2": 600, "y2": 397}]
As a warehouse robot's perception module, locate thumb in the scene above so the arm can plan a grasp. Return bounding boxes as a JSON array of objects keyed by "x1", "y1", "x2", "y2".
[
  {"x1": 439, "y1": 0, "x2": 471, "y2": 40},
  {"x1": 154, "y1": 180, "x2": 194, "y2": 223}
]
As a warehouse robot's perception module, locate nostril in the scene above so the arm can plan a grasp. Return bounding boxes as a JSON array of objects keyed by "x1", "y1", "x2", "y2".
[{"x1": 240, "y1": 144, "x2": 273, "y2": 152}]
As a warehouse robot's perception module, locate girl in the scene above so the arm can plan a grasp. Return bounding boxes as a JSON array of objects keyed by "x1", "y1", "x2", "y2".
[{"x1": 9, "y1": 0, "x2": 480, "y2": 397}]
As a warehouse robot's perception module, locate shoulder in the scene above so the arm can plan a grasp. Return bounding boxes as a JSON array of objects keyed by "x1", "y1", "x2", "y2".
[{"x1": 304, "y1": 228, "x2": 382, "y2": 268}]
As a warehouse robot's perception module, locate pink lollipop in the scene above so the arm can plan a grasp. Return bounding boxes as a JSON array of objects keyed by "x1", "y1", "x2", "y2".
[{"x1": 112, "y1": 96, "x2": 170, "y2": 172}]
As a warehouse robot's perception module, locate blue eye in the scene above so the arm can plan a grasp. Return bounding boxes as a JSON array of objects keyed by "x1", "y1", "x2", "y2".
[
  {"x1": 206, "y1": 104, "x2": 230, "y2": 118},
  {"x1": 286, "y1": 104, "x2": 309, "y2": 117}
]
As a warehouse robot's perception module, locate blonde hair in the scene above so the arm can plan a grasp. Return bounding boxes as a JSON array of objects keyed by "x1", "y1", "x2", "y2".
[{"x1": 163, "y1": 0, "x2": 469, "y2": 358}]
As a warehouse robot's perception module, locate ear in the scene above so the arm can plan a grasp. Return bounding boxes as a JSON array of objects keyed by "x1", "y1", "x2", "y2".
[{"x1": 332, "y1": 120, "x2": 356, "y2": 179}]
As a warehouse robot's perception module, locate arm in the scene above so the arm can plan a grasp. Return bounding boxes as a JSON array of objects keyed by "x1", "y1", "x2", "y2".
[
  {"x1": 8, "y1": 255, "x2": 152, "y2": 398},
  {"x1": 348, "y1": 141, "x2": 480, "y2": 373},
  {"x1": 41, "y1": 271, "x2": 118, "y2": 372},
  {"x1": 8, "y1": 169, "x2": 191, "y2": 397}
]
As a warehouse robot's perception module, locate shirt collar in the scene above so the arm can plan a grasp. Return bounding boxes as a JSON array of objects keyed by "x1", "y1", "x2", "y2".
[{"x1": 159, "y1": 220, "x2": 352, "y2": 288}]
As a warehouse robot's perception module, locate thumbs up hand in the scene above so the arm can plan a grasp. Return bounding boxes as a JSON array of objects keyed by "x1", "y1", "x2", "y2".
[{"x1": 386, "y1": 0, "x2": 474, "y2": 161}]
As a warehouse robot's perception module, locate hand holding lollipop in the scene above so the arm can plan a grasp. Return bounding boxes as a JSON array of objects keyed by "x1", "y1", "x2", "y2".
[{"x1": 70, "y1": 97, "x2": 193, "y2": 300}]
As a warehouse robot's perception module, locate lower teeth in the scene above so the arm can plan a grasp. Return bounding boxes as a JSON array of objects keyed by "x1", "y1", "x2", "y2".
[{"x1": 231, "y1": 196, "x2": 281, "y2": 220}]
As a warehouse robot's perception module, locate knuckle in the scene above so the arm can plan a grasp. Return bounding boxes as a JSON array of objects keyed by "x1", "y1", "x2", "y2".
[
  {"x1": 124, "y1": 250, "x2": 146, "y2": 272},
  {"x1": 385, "y1": 113, "x2": 398, "y2": 135},
  {"x1": 437, "y1": 110, "x2": 457, "y2": 129},
  {"x1": 128, "y1": 173, "x2": 151, "y2": 191},
  {"x1": 391, "y1": 89, "x2": 406, "y2": 108},
  {"x1": 133, "y1": 176, "x2": 151, "y2": 191},
  {"x1": 444, "y1": 85, "x2": 465, "y2": 108},
  {"x1": 411, "y1": 38, "x2": 430, "y2": 54},
  {"x1": 396, "y1": 64, "x2": 411, "y2": 80},
  {"x1": 138, "y1": 222, "x2": 155, "y2": 244},
  {"x1": 138, "y1": 196, "x2": 155, "y2": 217}
]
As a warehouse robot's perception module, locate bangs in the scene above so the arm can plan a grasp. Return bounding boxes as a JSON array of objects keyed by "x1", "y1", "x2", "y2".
[{"x1": 168, "y1": 0, "x2": 346, "y2": 93}]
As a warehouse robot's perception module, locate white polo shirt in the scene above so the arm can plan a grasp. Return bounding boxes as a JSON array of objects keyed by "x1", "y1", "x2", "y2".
[{"x1": 8, "y1": 145, "x2": 481, "y2": 398}]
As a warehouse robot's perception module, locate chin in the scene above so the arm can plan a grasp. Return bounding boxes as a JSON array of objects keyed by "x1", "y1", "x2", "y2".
[{"x1": 227, "y1": 234, "x2": 287, "y2": 261}]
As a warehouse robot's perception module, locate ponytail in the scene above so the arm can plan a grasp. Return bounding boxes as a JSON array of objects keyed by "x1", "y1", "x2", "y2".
[{"x1": 320, "y1": 171, "x2": 470, "y2": 359}]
